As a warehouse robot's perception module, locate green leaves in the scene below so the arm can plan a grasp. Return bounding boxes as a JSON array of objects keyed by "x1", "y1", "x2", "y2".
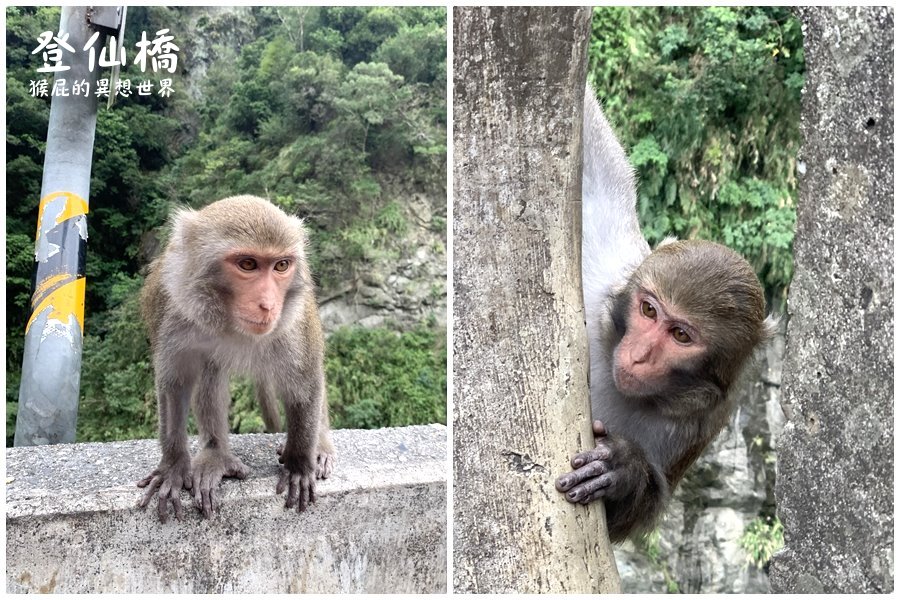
[
  {"x1": 740, "y1": 516, "x2": 784, "y2": 569},
  {"x1": 326, "y1": 324, "x2": 447, "y2": 429},
  {"x1": 589, "y1": 7, "x2": 803, "y2": 308}
]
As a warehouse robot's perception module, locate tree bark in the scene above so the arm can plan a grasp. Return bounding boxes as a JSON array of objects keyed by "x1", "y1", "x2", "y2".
[{"x1": 452, "y1": 7, "x2": 620, "y2": 593}]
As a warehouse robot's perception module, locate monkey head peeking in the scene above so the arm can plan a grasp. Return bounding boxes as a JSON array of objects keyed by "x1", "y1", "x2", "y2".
[
  {"x1": 555, "y1": 87, "x2": 775, "y2": 542},
  {"x1": 138, "y1": 195, "x2": 335, "y2": 522}
]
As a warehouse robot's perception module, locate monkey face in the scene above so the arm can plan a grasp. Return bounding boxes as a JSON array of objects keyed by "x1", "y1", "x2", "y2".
[
  {"x1": 222, "y1": 251, "x2": 297, "y2": 336},
  {"x1": 611, "y1": 290, "x2": 706, "y2": 398}
]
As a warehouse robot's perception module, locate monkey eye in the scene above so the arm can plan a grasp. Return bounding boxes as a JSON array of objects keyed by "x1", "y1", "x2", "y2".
[
  {"x1": 273, "y1": 259, "x2": 291, "y2": 273},
  {"x1": 640, "y1": 300, "x2": 657, "y2": 319},
  {"x1": 672, "y1": 328, "x2": 692, "y2": 344},
  {"x1": 237, "y1": 258, "x2": 258, "y2": 271}
]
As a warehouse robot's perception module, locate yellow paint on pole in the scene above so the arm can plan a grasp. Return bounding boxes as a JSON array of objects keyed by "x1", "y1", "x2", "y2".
[
  {"x1": 25, "y1": 277, "x2": 87, "y2": 334},
  {"x1": 35, "y1": 191, "x2": 89, "y2": 239},
  {"x1": 32, "y1": 273, "x2": 72, "y2": 305}
]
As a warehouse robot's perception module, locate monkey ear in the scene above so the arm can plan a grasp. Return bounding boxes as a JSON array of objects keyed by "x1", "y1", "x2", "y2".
[
  {"x1": 655, "y1": 236, "x2": 679, "y2": 249},
  {"x1": 169, "y1": 207, "x2": 199, "y2": 247},
  {"x1": 762, "y1": 314, "x2": 781, "y2": 340},
  {"x1": 286, "y1": 214, "x2": 309, "y2": 250}
]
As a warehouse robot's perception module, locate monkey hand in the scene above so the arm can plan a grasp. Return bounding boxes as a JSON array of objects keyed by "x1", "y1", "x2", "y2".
[
  {"x1": 276, "y1": 448, "x2": 317, "y2": 513},
  {"x1": 190, "y1": 449, "x2": 251, "y2": 519},
  {"x1": 137, "y1": 453, "x2": 193, "y2": 523},
  {"x1": 555, "y1": 420, "x2": 644, "y2": 505},
  {"x1": 278, "y1": 442, "x2": 334, "y2": 479}
]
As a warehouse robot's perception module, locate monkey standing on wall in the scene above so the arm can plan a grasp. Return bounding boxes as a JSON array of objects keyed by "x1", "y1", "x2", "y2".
[
  {"x1": 138, "y1": 195, "x2": 335, "y2": 522},
  {"x1": 555, "y1": 87, "x2": 776, "y2": 542}
]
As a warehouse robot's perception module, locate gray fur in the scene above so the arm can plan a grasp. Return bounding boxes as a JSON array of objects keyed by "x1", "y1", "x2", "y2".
[{"x1": 137, "y1": 195, "x2": 334, "y2": 522}]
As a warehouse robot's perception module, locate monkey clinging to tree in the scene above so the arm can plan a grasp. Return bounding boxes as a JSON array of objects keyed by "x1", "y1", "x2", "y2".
[
  {"x1": 555, "y1": 87, "x2": 776, "y2": 542},
  {"x1": 138, "y1": 195, "x2": 335, "y2": 522}
]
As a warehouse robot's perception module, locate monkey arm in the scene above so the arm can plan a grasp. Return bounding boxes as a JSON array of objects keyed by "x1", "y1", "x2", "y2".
[
  {"x1": 555, "y1": 420, "x2": 668, "y2": 543},
  {"x1": 275, "y1": 363, "x2": 324, "y2": 513},
  {"x1": 137, "y1": 374, "x2": 194, "y2": 523},
  {"x1": 189, "y1": 360, "x2": 251, "y2": 519},
  {"x1": 581, "y1": 85, "x2": 650, "y2": 308}
]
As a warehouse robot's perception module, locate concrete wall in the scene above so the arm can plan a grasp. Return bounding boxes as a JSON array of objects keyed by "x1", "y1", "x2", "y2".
[
  {"x1": 6, "y1": 425, "x2": 447, "y2": 593},
  {"x1": 769, "y1": 6, "x2": 893, "y2": 594}
]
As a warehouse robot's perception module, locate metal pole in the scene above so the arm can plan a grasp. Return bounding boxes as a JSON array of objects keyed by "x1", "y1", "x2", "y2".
[{"x1": 14, "y1": 7, "x2": 106, "y2": 446}]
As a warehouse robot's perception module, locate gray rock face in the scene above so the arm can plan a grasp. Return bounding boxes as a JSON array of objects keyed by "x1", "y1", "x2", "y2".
[
  {"x1": 769, "y1": 6, "x2": 894, "y2": 594},
  {"x1": 318, "y1": 189, "x2": 447, "y2": 332}
]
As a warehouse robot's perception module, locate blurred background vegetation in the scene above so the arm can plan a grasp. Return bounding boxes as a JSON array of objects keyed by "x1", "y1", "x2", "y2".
[
  {"x1": 588, "y1": 6, "x2": 802, "y2": 310},
  {"x1": 6, "y1": 6, "x2": 447, "y2": 445}
]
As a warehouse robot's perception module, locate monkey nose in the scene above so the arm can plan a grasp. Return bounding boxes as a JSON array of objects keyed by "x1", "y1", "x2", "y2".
[{"x1": 630, "y1": 345, "x2": 652, "y2": 364}]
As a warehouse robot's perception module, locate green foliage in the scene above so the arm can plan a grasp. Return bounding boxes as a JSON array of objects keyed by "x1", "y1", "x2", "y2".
[
  {"x1": 376, "y1": 201, "x2": 408, "y2": 236},
  {"x1": 740, "y1": 516, "x2": 784, "y2": 569},
  {"x1": 5, "y1": 402, "x2": 18, "y2": 447},
  {"x1": 228, "y1": 378, "x2": 267, "y2": 435},
  {"x1": 326, "y1": 324, "x2": 447, "y2": 428},
  {"x1": 373, "y1": 22, "x2": 446, "y2": 85},
  {"x1": 588, "y1": 7, "x2": 803, "y2": 308},
  {"x1": 78, "y1": 276, "x2": 156, "y2": 441}
]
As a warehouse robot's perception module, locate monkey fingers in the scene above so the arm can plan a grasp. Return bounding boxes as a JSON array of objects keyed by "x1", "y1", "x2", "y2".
[
  {"x1": 193, "y1": 472, "x2": 220, "y2": 519},
  {"x1": 191, "y1": 452, "x2": 250, "y2": 518},
  {"x1": 556, "y1": 459, "x2": 614, "y2": 503},
  {"x1": 276, "y1": 467, "x2": 316, "y2": 513},
  {"x1": 137, "y1": 464, "x2": 191, "y2": 523},
  {"x1": 569, "y1": 441, "x2": 613, "y2": 470},
  {"x1": 280, "y1": 443, "x2": 333, "y2": 480},
  {"x1": 157, "y1": 479, "x2": 185, "y2": 523}
]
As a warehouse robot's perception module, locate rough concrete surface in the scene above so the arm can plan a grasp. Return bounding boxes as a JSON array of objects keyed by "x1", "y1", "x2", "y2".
[
  {"x1": 6, "y1": 425, "x2": 447, "y2": 593},
  {"x1": 769, "y1": 7, "x2": 893, "y2": 594}
]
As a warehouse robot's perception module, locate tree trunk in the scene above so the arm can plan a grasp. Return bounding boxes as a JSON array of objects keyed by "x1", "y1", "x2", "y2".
[{"x1": 452, "y1": 7, "x2": 620, "y2": 593}]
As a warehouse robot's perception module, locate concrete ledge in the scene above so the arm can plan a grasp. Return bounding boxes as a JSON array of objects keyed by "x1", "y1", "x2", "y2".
[{"x1": 6, "y1": 425, "x2": 447, "y2": 593}]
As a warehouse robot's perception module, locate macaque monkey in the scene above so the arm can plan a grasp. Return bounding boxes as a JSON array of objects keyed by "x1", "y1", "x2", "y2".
[
  {"x1": 138, "y1": 195, "x2": 335, "y2": 522},
  {"x1": 555, "y1": 87, "x2": 776, "y2": 542}
]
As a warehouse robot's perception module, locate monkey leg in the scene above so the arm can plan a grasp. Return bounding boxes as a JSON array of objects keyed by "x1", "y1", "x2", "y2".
[
  {"x1": 275, "y1": 376, "x2": 322, "y2": 513},
  {"x1": 555, "y1": 420, "x2": 667, "y2": 542},
  {"x1": 138, "y1": 376, "x2": 194, "y2": 523},
  {"x1": 190, "y1": 360, "x2": 250, "y2": 519}
]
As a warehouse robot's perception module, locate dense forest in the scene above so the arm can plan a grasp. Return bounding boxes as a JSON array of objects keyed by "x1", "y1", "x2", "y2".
[{"x1": 6, "y1": 6, "x2": 447, "y2": 444}]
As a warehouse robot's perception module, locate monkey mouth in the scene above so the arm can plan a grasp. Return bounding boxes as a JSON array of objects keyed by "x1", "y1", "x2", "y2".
[
  {"x1": 613, "y1": 366, "x2": 645, "y2": 396},
  {"x1": 238, "y1": 317, "x2": 276, "y2": 334}
]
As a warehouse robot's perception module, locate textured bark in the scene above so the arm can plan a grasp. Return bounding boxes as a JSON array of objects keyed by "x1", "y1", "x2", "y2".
[
  {"x1": 770, "y1": 6, "x2": 894, "y2": 593},
  {"x1": 452, "y1": 7, "x2": 620, "y2": 593}
]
